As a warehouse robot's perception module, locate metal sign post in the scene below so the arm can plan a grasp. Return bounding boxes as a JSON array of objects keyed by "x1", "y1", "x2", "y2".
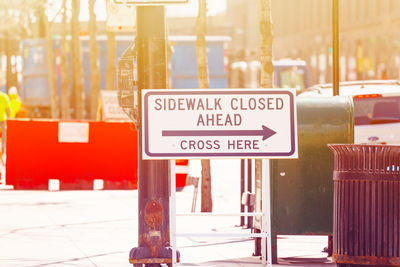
[
  {"x1": 261, "y1": 159, "x2": 272, "y2": 266},
  {"x1": 129, "y1": 5, "x2": 176, "y2": 266},
  {"x1": 169, "y1": 158, "x2": 274, "y2": 267},
  {"x1": 114, "y1": 1, "x2": 189, "y2": 266},
  {"x1": 169, "y1": 160, "x2": 177, "y2": 266}
]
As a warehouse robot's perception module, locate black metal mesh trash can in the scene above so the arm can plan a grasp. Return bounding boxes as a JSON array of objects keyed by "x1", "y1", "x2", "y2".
[{"x1": 329, "y1": 144, "x2": 400, "y2": 267}]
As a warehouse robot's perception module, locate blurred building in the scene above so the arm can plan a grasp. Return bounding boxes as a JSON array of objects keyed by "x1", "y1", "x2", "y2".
[{"x1": 226, "y1": 0, "x2": 400, "y2": 85}]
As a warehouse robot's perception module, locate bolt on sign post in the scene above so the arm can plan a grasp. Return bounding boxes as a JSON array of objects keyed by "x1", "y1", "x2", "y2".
[{"x1": 112, "y1": 0, "x2": 188, "y2": 266}]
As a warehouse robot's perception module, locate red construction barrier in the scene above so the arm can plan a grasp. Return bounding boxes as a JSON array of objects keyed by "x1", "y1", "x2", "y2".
[
  {"x1": 175, "y1": 159, "x2": 189, "y2": 188},
  {"x1": 6, "y1": 119, "x2": 138, "y2": 190}
]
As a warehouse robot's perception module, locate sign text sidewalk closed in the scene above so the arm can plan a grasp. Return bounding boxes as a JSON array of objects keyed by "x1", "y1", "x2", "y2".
[{"x1": 142, "y1": 89, "x2": 298, "y2": 159}]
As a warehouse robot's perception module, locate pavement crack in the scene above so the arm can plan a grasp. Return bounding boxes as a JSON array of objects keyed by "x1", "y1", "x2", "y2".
[{"x1": 23, "y1": 251, "x2": 126, "y2": 267}]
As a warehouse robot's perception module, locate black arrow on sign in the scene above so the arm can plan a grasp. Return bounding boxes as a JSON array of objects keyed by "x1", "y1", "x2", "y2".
[{"x1": 162, "y1": 125, "x2": 277, "y2": 141}]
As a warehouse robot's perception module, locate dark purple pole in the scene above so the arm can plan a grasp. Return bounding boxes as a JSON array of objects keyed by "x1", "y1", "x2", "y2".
[
  {"x1": 130, "y1": 5, "x2": 176, "y2": 263},
  {"x1": 333, "y1": 0, "x2": 339, "y2": 96},
  {"x1": 240, "y1": 159, "x2": 245, "y2": 226}
]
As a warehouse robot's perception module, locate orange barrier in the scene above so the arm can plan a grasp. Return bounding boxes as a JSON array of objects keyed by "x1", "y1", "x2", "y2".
[
  {"x1": 175, "y1": 159, "x2": 189, "y2": 188},
  {"x1": 6, "y1": 119, "x2": 138, "y2": 190},
  {"x1": 6, "y1": 119, "x2": 189, "y2": 190}
]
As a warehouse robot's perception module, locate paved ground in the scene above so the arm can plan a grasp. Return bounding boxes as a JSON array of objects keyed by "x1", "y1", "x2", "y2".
[
  {"x1": 0, "y1": 190, "x2": 335, "y2": 267},
  {"x1": 0, "y1": 160, "x2": 336, "y2": 266}
]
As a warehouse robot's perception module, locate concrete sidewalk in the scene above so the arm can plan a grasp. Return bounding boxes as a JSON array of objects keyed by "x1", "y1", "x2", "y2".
[{"x1": 0, "y1": 189, "x2": 336, "y2": 267}]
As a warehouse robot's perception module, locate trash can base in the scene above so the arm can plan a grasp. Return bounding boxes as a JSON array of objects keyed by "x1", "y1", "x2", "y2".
[{"x1": 334, "y1": 253, "x2": 400, "y2": 266}]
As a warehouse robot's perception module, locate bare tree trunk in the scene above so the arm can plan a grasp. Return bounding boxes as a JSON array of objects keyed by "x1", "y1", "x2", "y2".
[
  {"x1": 167, "y1": 42, "x2": 174, "y2": 89},
  {"x1": 106, "y1": 0, "x2": 116, "y2": 91},
  {"x1": 89, "y1": 0, "x2": 100, "y2": 119},
  {"x1": 259, "y1": 0, "x2": 274, "y2": 88},
  {"x1": 45, "y1": 16, "x2": 58, "y2": 118},
  {"x1": 60, "y1": 0, "x2": 70, "y2": 119},
  {"x1": 257, "y1": 1, "x2": 274, "y2": 207},
  {"x1": 106, "y1": 30, "x2": 116, "y2": 90},
  {"x1": 256, "y1": 0, "x2": 274, "y2": 186},
  {"x1": 5, "y1": 35, "x2": 12, "y2": 92},
  {"x1": 71, "y1": 0, "x2": 84, "y2": 119},
  {"x1": 196, "y1": 0, "x2": 212, "y2": 212},
  {"x1": 256, "y1": 0, "x2": 277, "y2": 262},
  {"x1": 5, "y1": 35, "x2": 18, "y2": 92}
]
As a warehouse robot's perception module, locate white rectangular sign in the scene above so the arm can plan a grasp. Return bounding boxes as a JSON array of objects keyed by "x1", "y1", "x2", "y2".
[
  {"x1": 58, "y1": 122, "x2": 89, "y2": 143},
  {"x1": 142, "y1": 89, "x2": 298, "y2": 159},
  {"x1": 106, "y1": 1, "x2": 136, "y2": 32},
  {"x1": 100, "y1": 90, "x2": 130, "y2": 121}
]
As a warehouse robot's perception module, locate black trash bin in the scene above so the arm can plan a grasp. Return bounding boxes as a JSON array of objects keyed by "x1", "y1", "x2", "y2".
[{"x1": 329, "y1": 144, "x2": 400, "y2": 267}]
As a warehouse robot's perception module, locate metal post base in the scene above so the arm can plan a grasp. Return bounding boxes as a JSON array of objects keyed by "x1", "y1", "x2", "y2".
[{"x1": 129, "y1": 246, "x2": 180, "y2": 267}]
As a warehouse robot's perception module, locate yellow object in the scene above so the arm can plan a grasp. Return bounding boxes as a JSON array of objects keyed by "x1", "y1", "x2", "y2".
[
  {"x1": 8, "y1": 87, "x2": 21, "y2": 118},
  {"x1": 10, "y1": 97, "x2": 22, "y2": 118},
  {"x1": 365, "y1": 58, "x2": 373, "y2": 71},
  {"x1": 96, "y1": 96, "x2": 102, "y2": 121},
  {"x1": 0, "y1": 91, "x2": 10, "y2": 122},
  {"x1": 357, "y1": 58, "x2": 365, "y2": 72}
]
